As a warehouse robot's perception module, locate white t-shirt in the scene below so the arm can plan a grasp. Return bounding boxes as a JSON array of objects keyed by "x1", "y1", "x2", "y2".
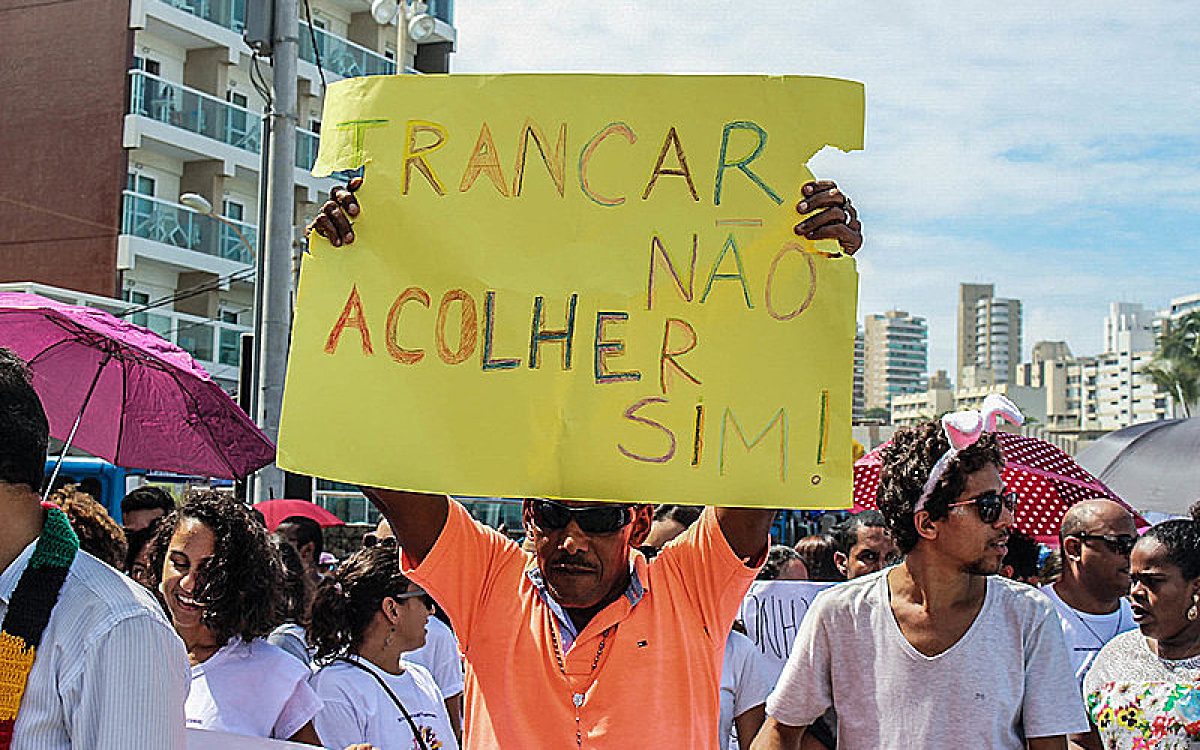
[
  {"x1": 720, "y1": 630, "x2": 775, "y2": 750},
  {"x1": 766, "y1": 570, "x2": 1090, "y2": 749},
  {"x1": 1040, "y1": 583, "x2": 1137, "y2": 688},
  {"x1": 310, "y1": 656, "x2": 459, "y2": 750},
  {"x1": 186, "y1": 638, "x2": 323, "y2": 740},
  {"x1": 403, "y1": 616, "x2": 465, "y2": 699}
]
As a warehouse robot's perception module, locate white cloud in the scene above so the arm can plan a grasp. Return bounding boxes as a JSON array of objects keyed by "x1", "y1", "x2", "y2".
[{"x1": 451, "y1": 1, "x2": 1200, "y2": 376}]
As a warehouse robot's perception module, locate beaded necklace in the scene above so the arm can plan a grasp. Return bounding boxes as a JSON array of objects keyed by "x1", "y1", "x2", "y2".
[
  {"x1": 1071, "y1": 603, "x2": 1131, "y2": 649},
  {"x1": 0, "y1": 506, "x2": 79, "y2": 749},
  {"x1": 547, "y1": 615, "x2": 616, "y2": 749}
]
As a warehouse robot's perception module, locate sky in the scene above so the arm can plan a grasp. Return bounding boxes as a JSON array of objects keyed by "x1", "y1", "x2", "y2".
[{"x1": 448, "y1": 0, "x2": 1200, "y2": 377}]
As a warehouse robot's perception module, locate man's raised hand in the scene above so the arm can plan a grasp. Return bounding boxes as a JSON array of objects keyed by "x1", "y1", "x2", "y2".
[
  {"x1": 306, "y1": 176, "x2": 362, "y2": 247},
  {"x1": 794, "y1": 180, "x2": 862, "y2": 256}
]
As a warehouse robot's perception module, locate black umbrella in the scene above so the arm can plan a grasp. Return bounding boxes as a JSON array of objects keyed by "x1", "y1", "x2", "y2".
[{"x1": 1076, "y1": 418, "x2": 1200, "y2": 517}]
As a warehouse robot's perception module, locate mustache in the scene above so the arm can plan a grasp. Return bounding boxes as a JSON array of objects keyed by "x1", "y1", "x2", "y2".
[{"x1": 546, "y1": 553, "x2": 599, "y2": 571}]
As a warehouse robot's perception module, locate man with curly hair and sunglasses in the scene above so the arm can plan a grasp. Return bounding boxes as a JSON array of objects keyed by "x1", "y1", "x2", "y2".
[
  {"x1": 311, "y1": 175, "x2": 864, "y2": 750},
  {"x1": 753, "y1": 418, "x2": 1090, "y2": 750}
]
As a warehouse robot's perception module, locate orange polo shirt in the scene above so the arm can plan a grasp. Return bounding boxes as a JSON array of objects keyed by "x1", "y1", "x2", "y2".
[{"x1": 401, "y1": 501, "x2": 761, "y2": 749}]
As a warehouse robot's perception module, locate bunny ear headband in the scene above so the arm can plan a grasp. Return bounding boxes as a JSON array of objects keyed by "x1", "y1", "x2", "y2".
[{"x1": 913, "y1": 393, "x2": 1024, "y2": 515}]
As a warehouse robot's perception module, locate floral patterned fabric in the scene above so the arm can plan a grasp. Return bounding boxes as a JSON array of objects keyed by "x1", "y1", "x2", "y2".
[{"x1": 1084, "y1": 630, "x2": 1200, "y2": 749}]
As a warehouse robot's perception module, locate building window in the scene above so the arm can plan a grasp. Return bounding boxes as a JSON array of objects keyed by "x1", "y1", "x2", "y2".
[
  {"x1": 127, "y1": 173, "x2": 156, "y2": 196},
  {"x1": 133, "y1": 56, "x2": 161, "y2": 76}
]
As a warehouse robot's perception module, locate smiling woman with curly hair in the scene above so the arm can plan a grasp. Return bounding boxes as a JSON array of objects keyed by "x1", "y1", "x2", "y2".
[{"x1": 148, "y1": 490, "x2": 325, "y2": 745}]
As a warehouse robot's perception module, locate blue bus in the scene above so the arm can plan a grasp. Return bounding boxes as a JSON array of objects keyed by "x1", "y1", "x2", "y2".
[{"x1": 43, "y1": 457, "x2": 232, "y2": 523}]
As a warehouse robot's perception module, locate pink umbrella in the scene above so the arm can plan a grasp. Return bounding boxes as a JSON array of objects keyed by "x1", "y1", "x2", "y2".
[
  {"x1": 0, "y1": 292, "x2": 275, "y2": 487},
  {"x1": 852, "y1": 431, "x2": 1144, "y2": 545},
  {"x1": 254, "y1": 498, "x2": 345, "y2": 531}
]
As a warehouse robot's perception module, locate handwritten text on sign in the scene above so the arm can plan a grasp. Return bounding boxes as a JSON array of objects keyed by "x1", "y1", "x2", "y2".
[
  {"x1": 279, "y1": 75, "x2": 865, "y2": 507},
  {"x1": 738, "y1": 580, "x2": 835, "y2": 678}
]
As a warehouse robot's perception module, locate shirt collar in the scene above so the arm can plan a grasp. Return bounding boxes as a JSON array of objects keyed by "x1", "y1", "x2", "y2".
[
  {"x1": 0, "y1": 541, "x2": 39, "y2": 606},
  {"x1": 526, "y1": 552, "x2": 648, "y2": 650}
]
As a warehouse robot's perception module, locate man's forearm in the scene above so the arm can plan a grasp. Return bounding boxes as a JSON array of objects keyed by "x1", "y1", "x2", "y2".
[
  {"x1": 748, "y1": 717, "x2": 805, "y2": 750},
  {"x1": 714, "y1": 507, "x2": 775, "y2": 563},
  {"x1": 361, "y1": 487, "x2": 449, "y2": 563}
]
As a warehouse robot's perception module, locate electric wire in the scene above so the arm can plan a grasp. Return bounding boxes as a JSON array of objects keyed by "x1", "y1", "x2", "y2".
[
  {"x1": 300, "y1": 0, "x2": 328, "y2": 96},
  {"x1": 117, "y1": 267, "x2": 257, "y2": 318}
]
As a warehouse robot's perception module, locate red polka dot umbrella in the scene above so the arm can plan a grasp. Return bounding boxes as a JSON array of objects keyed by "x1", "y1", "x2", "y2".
[{"x1": 852, "y1": 432, "x2": 1145, "y2": 545}]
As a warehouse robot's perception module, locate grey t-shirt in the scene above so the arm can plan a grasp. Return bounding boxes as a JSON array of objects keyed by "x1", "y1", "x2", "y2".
[{"x1": 766, "y1": 569, "x2": 1090, "y2": 749}]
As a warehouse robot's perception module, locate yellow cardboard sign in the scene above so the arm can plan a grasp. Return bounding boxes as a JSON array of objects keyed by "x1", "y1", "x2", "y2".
[{"x1": 280, "y1": 74, "x2": 864, "y2": 508}]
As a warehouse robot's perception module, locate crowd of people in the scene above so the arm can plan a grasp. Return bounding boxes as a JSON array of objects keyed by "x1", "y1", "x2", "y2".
[{"x1": 1, "y1": 179, "x2": 1197, "y2": 750}]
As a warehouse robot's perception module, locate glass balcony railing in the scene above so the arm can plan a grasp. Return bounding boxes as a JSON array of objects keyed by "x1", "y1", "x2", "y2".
[
  {"x1": 299, "y1": 22, "x2": 396, "y2": 78},
  {"x1": 129, "y1": 70, "x2": 261, "y2": 153},
  {"x1": 159, "y1": 0, "x2": 246, "y2": 33},
  {"x1": 426, "y1": 0, "x2": 453, "y2": 25},
  {"x1": 296, "y1": 128, "x2": 320, "y2": 171},
  {"x1": 129, "y1": 308, "x2": 249, "y2": 368},
  {"x1": 122, "y1": 190, "x2": 257, "y2": 265},
  {"x1": 130, "y1": 70, "x2": 321, "y2": 173}
]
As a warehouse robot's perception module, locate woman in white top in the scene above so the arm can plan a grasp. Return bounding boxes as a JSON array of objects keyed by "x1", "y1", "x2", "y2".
[
  {"x1": 149, "y1": 491, "x2": 326, "y2": 744},
  {"x1": 309, "y1": 545, "x2": 459, "y2": 750}
]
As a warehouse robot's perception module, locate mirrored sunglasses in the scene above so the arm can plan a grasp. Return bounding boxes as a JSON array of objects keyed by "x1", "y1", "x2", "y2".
[
  {"x1": 947, "y1": 490, "x2": 1018, "y2": 525},
  {"x1": 530, "y1": 499, "x2": 633, "y2": 535},
  {"x1": 1072, "y1": 533, "x2": 1137, "y2": 556}
]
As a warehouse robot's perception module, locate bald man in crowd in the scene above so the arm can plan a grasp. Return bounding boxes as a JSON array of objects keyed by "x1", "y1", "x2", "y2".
[{"x1": 1040, "y1": 499, "x2": 1139, "y2": 689}]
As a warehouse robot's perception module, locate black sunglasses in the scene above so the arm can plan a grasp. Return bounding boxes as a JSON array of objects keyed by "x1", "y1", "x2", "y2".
[
  {"x1": 947, "y1": 491, "x2": 1018, "y2": 525},
  {"x1": 1072, "y1": 533, "x2": 1137, "y2": 556},
  {"x1": 530, "y1": 499, "x2": 633, "y2": 535},
  {"x1": 362, "y1": 534, "x2": 398, "y2": 549}
]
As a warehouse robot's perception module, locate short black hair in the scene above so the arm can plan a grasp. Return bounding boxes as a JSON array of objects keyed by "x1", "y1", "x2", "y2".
[
  {"x1": 149, "y1": 490, "x2": 284, "y2": 643},
  {"x1": 121, "y1": 485, "x2": 176, "y2": 516},
  {"x1": 652, "y1": 504, "x2": 703, "y2": 528},
  {"x1": 1002, "y1": 529, "x2": 1041, "y2": 581},
  {"x1": 0, "y1": 348, "x2": 49, "y2": 491},
  {"x1": 877, "y1": 421, "x2": 1004, "y2": 554},
  {"x1": 757, "y1": 545, "x2": 804, "y2": 581},
  {"x1": 277, "y1": 515, "x2": 324, "y2": 559},
  {"x1": 832, "y1": 510, "x2": 887, "y2": 556},
  {"x1": 1142, "y1": 501, "x2": 1200, "y2": 581}
]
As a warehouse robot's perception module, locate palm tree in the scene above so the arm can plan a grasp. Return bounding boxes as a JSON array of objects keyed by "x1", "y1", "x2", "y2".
[{"x1": 1144, "y1": 311, "x2": 1200, "y2": 418}]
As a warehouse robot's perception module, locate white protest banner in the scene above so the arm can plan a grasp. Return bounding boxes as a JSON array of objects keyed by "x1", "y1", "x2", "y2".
[{"x1": 738, "y1": 579, "x2": 835, "y2": 678}]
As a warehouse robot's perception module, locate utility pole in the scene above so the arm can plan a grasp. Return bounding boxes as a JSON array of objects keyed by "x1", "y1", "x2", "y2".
[{"x1": 252, "y1": 0, "x2": 297, "y2": 502}]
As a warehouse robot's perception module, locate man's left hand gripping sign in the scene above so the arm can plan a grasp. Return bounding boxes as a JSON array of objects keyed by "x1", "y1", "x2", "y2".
[{"x1": 281, "y1": 73, "x2": 865, "y2": 510}]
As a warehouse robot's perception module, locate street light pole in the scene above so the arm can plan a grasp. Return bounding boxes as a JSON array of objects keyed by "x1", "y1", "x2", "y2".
[{"x1": 253, "y1": 0, "x2": 298, "y2": 502}]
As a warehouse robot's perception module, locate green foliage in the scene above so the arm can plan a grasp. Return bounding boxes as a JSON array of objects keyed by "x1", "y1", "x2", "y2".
[{"x1": 1144, "y1": 311, "x2": 1200, "y2": 418}]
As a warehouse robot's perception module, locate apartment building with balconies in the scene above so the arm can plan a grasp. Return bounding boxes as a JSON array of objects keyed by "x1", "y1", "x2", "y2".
[
  {"x1": 862, "y1": 309, "x2": 928, "y2": 412},
  {"x1": 1, "y1": 0, "x2": 456, "y2": 390}
]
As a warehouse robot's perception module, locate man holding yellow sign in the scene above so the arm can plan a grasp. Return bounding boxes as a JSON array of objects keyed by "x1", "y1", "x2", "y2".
[{"x1": 292, "y1": 74, "x2": 864, "y2": 749}]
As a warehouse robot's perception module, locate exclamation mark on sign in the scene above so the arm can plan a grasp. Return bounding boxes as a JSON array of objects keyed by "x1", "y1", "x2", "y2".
[
  {"x1": 816, "y1": 389, "x2": 830, "y2": 465},
  {"x1": 691, "y1": 400, "x2": 705, "y2": 466}
]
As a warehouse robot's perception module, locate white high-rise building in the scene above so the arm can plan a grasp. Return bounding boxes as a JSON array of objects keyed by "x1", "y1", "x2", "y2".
[
  {"x1": 957, "y1": 283, "x2": 1022, "y2": 387},
  {"x1": 1105, "y1": 302, "x2": 1156, "y2": 353},
  {"x1": 863, "y1": 310, "x2": 928, "y2": 411},
  {"x1": 852, "y1": 325, "x2": 865, "y2": 421}
]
